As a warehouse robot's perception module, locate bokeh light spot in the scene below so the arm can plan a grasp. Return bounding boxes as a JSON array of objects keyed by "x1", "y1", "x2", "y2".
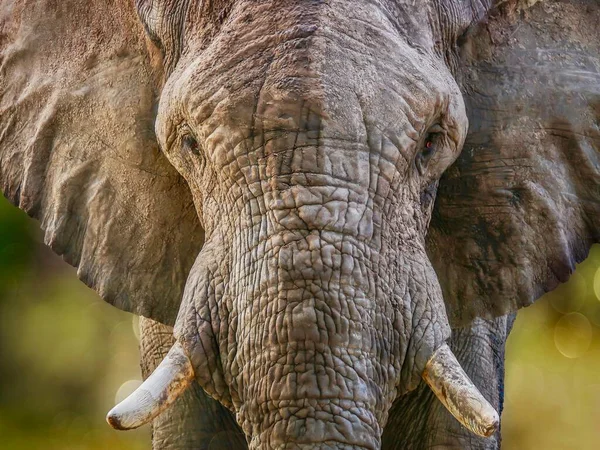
[
  {"x1": 554, "y1": 312, "x2": 592, "y2": 359},
  {"x1": 593, "y1": 267, "x2": 600, "y2": 302},
  {"x1": 115, "y1": 380, "x2": 143, "y2": 405}
]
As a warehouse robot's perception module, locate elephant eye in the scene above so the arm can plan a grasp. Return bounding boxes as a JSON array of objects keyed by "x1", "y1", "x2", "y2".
[
  {"x1": 416, "y1": 131, "x2": 442, "y2": 176},
  {"x1": 424, "y1": 138, "x2": 435, "y2": 155},
  {"x1": 182, "y1": 134, "x2": 200, "y2": 156}
]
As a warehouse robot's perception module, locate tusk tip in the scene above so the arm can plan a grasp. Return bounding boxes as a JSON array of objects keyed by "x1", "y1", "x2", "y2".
[
  {"x1": 106, "y1": 410, "x2": 126, "y2": 430},
  {"x1": 480, "y1": 412, "x2": 500, "y2": 437},
  {"x1": 472, "y1": 397, "x2": 499, "y2": 437},
  {"x1": 106, "y1": 407, "x2": 141, "y2": 431},
  {"x1": 477, "y1": 414, "x2": 500, "y2": 437}
]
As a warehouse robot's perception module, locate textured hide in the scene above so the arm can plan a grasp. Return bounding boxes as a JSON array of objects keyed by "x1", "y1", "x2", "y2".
[
  {"x1": 429, "y1": 0, "x2": 600, "y2": 326},
  {"x1": 0, "y1": 0, "x2": 599, "y2": 448},
  {"x1": 0, "y1": 0, "x2": 204, "y2": 324}
]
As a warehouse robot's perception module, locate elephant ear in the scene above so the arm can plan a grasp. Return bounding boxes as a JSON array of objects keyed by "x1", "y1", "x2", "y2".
[
  {"x1": 0, "y1": 0, "x2": 203, "y2": 325},
  {"x1": 428, "y1": 2, "x2": 600, "y2": 326}
]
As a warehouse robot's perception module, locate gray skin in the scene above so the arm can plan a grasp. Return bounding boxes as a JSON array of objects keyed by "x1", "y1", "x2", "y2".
[{"x1": 1, "y1": 0, "x2": 598, "y2": 449}]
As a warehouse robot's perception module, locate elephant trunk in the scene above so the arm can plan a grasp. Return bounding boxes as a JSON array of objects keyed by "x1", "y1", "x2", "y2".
[
  {"x1": 106, "y1": 168, "x2": 498, "y2": 443},
  {"x1": 246, "y1": 397, "x2": 381, "y2": 449},
  {"x1": 107, "y1": 226, "x2": 498, "y2": 443},
  {"x1": 228, "y1": 231, "x2": 389, "y2": 449}
]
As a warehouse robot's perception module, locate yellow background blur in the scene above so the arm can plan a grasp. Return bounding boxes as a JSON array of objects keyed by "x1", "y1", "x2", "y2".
[{"x1": 0, "y1": 195, "x2": 599, "y2": 450}]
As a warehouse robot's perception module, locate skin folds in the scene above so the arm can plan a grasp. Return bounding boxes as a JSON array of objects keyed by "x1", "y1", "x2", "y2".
[
  {"x1": 1, "y1": 0, "x2": 598, "y2": 448},
  {"x1": 154, "y1": 3, "x2": 466, "y2": 446}
]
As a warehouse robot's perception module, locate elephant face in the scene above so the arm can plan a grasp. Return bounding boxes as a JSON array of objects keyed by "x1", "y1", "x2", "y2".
[
  {"x1": 1, "y1": 0, "x2": 598, "y2": 449},
  {"x1": 148, "y1": 2, "x2": 470, "y2": 445}
]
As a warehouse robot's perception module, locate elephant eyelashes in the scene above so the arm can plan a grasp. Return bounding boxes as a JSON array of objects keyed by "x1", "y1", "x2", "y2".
[{"x1": 182, "y1": 134, "x2": 200, "y2": 156}]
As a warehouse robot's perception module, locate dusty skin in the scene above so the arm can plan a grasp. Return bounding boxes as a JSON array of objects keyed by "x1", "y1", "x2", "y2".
[{"x1": 1, "y1": 0, "x2": 598, "y2": 449}]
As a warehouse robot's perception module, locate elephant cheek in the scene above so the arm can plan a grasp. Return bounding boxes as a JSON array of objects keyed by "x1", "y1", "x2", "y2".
[
  {"x1": 395, "y1": 255, "x2": 452, "y2": 396},
  {"x1": 173, "y1": 241, "x2": 235, "y2": 408}
]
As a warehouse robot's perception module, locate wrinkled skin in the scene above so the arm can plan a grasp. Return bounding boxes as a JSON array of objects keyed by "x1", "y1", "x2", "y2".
[
  {"x1": 141, "y1": 314, "x2": 514, "y2": 449},
  {"x1": 160, "y1": 3, "x2": 467, "y2": 447},
  {"x1": 1, "y1": 0, "x2": 598, "y2": 449}
]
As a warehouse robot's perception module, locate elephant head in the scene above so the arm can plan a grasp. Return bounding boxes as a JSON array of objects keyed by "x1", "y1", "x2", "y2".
[{"x1": 1, "y1": 0, "x2": 598, "y2": 449}]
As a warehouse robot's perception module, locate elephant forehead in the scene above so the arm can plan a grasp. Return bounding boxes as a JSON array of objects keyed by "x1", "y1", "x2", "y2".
[{"x1": 156, "y1": 0, "x2": 464, "y2": 151}]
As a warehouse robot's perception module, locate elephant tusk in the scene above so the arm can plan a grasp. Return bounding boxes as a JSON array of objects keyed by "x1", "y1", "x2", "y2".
[
  {"x1": 106, "y1": 341, "x2": 195, "y2": 430},
  {"x1": 422, "y1": 343, "x2": 499, "y2": 438}
]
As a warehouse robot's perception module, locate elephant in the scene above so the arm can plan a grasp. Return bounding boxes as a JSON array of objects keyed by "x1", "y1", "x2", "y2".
[{"x1": 1, "y1": 0, "x2": 598, "y2": 448}]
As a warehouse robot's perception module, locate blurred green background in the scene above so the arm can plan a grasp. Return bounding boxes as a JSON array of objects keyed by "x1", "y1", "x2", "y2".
[
  {"x1": 0, "y1": 196, "x2": 148, "y2": 450},
  {"x1": 0, "y1": 195, "x2": 599, "y2": 450}
]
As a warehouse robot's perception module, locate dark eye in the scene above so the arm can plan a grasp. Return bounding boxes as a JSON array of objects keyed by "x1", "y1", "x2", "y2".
[
  {"x1": 424, "y1": 137, "x2": 436, "y2": 155},
  {"x1": 182, "y1": 134, "x2": 200, "y2": 156},
  {"x1": 416, "y1": 132, "x2": 441, "y2": 175}
]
